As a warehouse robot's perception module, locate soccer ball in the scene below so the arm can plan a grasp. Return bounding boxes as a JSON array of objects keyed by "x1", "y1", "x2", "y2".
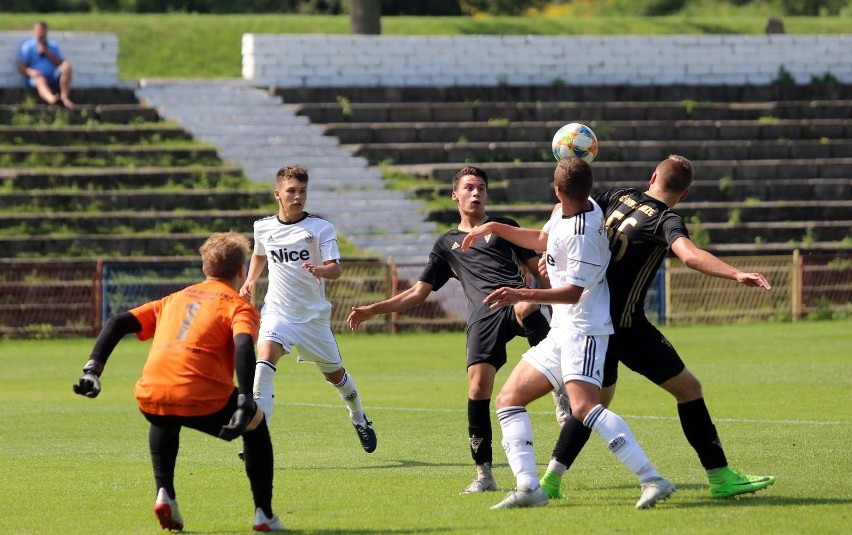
[{"x1": 551, "y1": 123, "x2": 598, "y2": 163}]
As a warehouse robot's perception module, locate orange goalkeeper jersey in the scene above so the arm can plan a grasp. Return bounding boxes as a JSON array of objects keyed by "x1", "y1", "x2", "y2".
[{"x1": 130, "y1": 279, "x2": 260, "y2": 417}]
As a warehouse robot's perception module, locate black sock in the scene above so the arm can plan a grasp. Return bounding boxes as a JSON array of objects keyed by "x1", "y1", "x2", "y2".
[
  {"x1": 551, "y1": 415, "x2": 592, "y2": 469},
  {"x1": 468, "y1": 398, "x2": 492, "y2": 465},
  {"x1": 243, "y1": 417, "x2": 275, "y2": 517},
  {"x1": 148, "y1": 424, "x2": 180, "y2": 499},
  {"x1": 678, "y1": 398, "x2": 728, "y2": 470},
  {"x1": 522, "y1": 309, "x2": 550, "y2": 348}
]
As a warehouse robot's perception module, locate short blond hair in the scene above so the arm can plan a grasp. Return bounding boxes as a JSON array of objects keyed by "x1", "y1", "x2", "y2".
[
  {"x1": 199, "y1": 232, "x2": 250, "y2": 279},
  {"x1": 655, "y1": 155, "x2": 694, "y2": 194}
]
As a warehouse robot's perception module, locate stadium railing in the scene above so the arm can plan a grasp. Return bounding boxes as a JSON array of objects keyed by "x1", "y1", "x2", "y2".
[{"x1": 0, "y1": 252, "x2": 849, "y2": 338}]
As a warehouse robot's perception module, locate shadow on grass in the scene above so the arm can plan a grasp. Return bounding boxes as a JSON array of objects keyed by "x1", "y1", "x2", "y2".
[
  {"x1": 284, "y1": 458, "x2": 473, "y2": 470},
  {"x1": 197, "y1": 529, "x2": 451, "y2": 535}
]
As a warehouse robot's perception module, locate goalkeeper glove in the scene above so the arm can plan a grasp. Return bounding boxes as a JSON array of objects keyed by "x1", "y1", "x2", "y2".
[
  {"x1": 219, "y1": 393, "x2": 258, "y2": 441},
  {"x1": 73, "y1": 359, "x2": 104, "y2": 398}
]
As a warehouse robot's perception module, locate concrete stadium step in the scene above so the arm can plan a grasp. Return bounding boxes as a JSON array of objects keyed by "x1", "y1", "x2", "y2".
[
  {"x1": 276, "y1": 84, "x2": 852, "y2": 105},
  {"x1": 347, "y1": 232, "x2": 440, "y2": 265},
  {"x1": 0, "y1": 87, "x2": 139, "y2": 105},
  {"x1": 0, "y1": 189, "x2": 273, "y2": 211},
  {"x1": 415, "y1": 177, "x2": 852, "y2": 204},
  {"x1": 0, "y1": 232, "x2": 229, "y2": 258},
  {"x1": 423, "y1": 200, "x2": 852, "y2": 225},
  {"x1": 0, "y1": 145, "x2": 221, "y2": 167},
  {"x1": 0, "y1": 124, "x2": 192, "y2": 145},
  {"x1": 324, "y1": 119, "x2": 851, "y2": 145},
  {"x1": 0, "y1": 210, "x2": 269, "y2": 235},
  {"x1": 498, "y1": 178, "x2": 852, "y2": 204},
  {"x1": 295, "y1": 100, "x2": 852, "y2": 124},
  {"x1": 401, "y1": 158, "x2": 852, "y2": 182},
  {"x1": 352, "y1": 139, "x2": 852, "y2": 166},
  {"x1": 0, "y1": 104, "x2": 159, "y2": 125},
  {"x1": 0, "y1": 166, "x2": 244, "y2": 190},
  {"x1": 704, "y1": 241, "x2": 848, "y2": 256},
  {"x1": 702, "y1": 220, "x2": 852, "y2": 244}
]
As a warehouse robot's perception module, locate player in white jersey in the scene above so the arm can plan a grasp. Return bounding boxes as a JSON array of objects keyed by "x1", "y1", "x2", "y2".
[
  {"x1": 462, "y1": 157, "x2": 674, "y2": 510},
  {"x1": 240, "y1": 165, "x2": 376, "y2": 454}
]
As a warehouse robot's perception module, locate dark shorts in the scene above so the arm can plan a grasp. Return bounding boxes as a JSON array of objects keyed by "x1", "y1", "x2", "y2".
[
  {"x1": 465, "y1": 305, "x2": 525, "y2": 370},
  {"x1": 141, "y1": 389, "x2": 238, "y2": 439},
  {"x1": 602, "y1": 317, "x2": 686, "y2": 388}
]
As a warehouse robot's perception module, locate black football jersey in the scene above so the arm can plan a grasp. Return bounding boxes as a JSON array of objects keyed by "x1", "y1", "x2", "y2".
[
  {"x1": 419, "y1": 216, "x2": 539, "y2": 325},
  {"x1": 593, "y1": 188, "x2": 689, "y2": 328}
]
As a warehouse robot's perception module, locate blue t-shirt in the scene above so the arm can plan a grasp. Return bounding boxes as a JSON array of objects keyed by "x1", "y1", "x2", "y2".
[{"x1": 18, "y1": 37, "x2": 63, "y2": 78}]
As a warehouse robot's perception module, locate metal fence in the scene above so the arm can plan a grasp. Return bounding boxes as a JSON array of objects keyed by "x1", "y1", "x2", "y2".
[{"x1": 0, "y1": 252, "x2": 849, "y2": 338}]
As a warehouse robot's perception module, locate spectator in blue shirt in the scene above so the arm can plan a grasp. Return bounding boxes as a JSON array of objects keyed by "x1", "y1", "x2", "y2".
[{"x1": 18, "y1": 21, "x2": 74, "y2": 108}]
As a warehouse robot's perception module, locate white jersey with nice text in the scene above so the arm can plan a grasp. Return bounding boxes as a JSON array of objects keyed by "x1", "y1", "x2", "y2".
[
  {"x1": 542, "y1": 198, "x2": 614, "y2": 336},
  {"x1": 252, "y1": 213, "x2": 340, "y2": 323}
]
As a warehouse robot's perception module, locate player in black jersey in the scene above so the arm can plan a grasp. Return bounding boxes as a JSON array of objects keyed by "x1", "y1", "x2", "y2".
[
  {"x1": 347, "y1": 165, "x2": 558, "y2": 494},
  {"x1": 539, "y1": 155, "x2": 776, "y2": 501}
]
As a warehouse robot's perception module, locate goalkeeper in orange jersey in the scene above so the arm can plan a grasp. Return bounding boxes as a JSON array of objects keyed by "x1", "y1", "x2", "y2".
[{"x1": 73, "y1": 232, "x2": 284, "y2": 532}]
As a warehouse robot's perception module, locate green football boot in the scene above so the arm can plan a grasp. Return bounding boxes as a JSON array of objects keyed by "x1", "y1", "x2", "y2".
[
  {"x1": 708, "y1": 466, "x2": 776, "y2": 498},
  {"x1": 539, "y1": 470, "x2": 566, "y2": 499}
]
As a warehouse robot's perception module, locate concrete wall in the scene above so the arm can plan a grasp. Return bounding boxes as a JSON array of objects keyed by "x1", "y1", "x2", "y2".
[
  {"x1": 243, "y1": 34, "x2": 852, "y2": 87},
  {"x1": 1, "y1": 31, "x2": 118, "y2": 88}
]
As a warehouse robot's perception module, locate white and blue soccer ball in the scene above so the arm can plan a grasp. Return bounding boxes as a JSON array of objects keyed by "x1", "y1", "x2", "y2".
[{"x1": 551, "y1": 123, "x2": 598, "y2": 163}]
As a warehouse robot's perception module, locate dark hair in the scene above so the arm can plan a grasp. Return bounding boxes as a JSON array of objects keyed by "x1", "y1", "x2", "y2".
[
  {"x1": 655, "y1": 155, "x2": 694, "y2": 194},
  {"x1": 553, "y1": 157, "x2": 593, "y2": 201},
  {"x1": 452, "y1": 165, "x2": 488, "y2": 190},
  {"x1": 199, "y1": 232, "x2": 250, "y2": 279},
  {"x1": 276, "y1": 165, "x2": 309, "y2": 186}
]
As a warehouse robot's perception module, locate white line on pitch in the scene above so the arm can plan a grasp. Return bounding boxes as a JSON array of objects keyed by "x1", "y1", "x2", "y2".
[{"x1": 280, "y1": 401, "x2": 850, "y2": 426}]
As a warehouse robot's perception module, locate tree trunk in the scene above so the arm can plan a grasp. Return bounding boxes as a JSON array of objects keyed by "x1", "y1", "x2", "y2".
[{"x1": 350, "y1": 0, "x2": 382, "y2": 35}]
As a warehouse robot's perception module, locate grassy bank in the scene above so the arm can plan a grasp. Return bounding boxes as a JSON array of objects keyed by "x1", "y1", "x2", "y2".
[{"x1": 0, "y1": 13, "x2": 849, "y2": 79}]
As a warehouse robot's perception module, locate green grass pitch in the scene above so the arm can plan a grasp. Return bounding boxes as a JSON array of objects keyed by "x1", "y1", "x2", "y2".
[{"x1": 1, "y1": 319, "x2": 850, "y2": 534}]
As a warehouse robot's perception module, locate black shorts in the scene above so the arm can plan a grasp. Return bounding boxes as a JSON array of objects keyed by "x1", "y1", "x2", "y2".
[
  {"x1": 141, "y1": 388, "x2": 238, "y2": 438},
  {"x1": 602, "y1": 317, "x2": 685, "y2": 388},
  {"x1": 465, "y1": 306, "x2": 525, "y2": 370}
]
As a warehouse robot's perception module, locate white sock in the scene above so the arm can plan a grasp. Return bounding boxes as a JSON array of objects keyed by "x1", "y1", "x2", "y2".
[
  {"x1": 497, "y1": 406, "x2": 539, "y2": 492},
  {"x1": 583, "y1": 404, "x2": 660, "y2": 482},
  {"x1": 330, "y1": 372, "x2": 365, "y2": 425},
  {"x1": 253, "y1": 361, "x2": 276, "y2": 426},
  {"x1": 546, "y1": 459, "x2": 567, "y2": 475}
]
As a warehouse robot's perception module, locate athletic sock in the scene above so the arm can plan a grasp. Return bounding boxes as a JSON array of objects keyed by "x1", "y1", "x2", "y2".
[
  {"x1": 468, "y1": 398, "x2": 493, "y2": 465},
  {"x1": 330, "y1": 371, "x2": 365, "y2": 425},
  {"x1": 551, "y1": 414, "x2": 592, "y2": 469},
  {"x1": 148, "y1": 423, "x2": 180, "y2": 499},
  {"x1": 497, "y1": 406, "x2": 539, "y2": 491},
  {"x1": 242, "y1": 416, "x2": 274, "y2": 518},
  {"x1": 584, "y1": 404, "x2": 660, "y2": 481},
  {"x1": 522, "y1": 309, "x2": 550, "y2": 348},
  {"x1": 678, "y1": 398, "x2": 728, "y2": 470},
  {"x1": 253, "y1": 361, "x2": 277, "y2": 426}
]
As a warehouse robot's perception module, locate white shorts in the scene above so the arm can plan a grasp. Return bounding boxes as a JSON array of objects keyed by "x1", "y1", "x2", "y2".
[
  {"x1": 258, "y1": 314, "x2": 343, "y2": 373},
  {"x1": 522, "y1": 332, "x2": 609, "y2": 389}
]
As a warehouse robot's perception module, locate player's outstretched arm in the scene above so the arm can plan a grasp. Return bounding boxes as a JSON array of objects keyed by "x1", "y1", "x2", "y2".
[
  {"x1": 461, "y1": 221, "x2": 547, "y2": 252},
  {"x1": 347, "y1": 281, "x2": 433, "y2": 330},
  {"x1": 671, "y1": 237, "x2": 772, "y2": 290},
  {"x1": 239, "y1": 254, "x2": 267, "y2": 300},
  {"x1": 484, "y1": 284, "x2": 583, "y2": 308},
  {"x1": 73, "y1": 312, "x2": 142, "y2": 398}
]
